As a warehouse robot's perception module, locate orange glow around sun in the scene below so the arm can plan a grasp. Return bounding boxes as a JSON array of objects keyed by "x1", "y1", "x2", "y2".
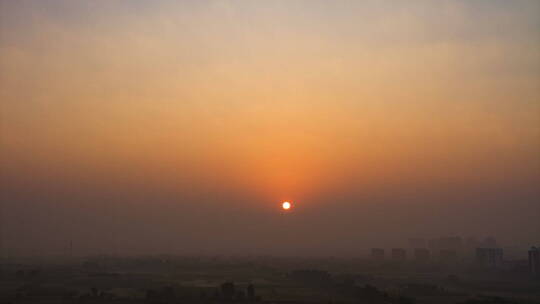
[{"x1": 282, "y1": 201, "x2": 291, "y2": 210}]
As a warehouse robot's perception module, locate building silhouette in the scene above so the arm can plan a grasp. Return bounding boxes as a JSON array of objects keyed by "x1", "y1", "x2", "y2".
[
  {"x1": 220, "y1": 282, "x2": 235, "y2": 300},
  {"x1": 476, "y1": 248, "x2": 503, "y2": 268},
  {"x1": 391, "y1": 248, "x2": 406, "y2": 261},
  {"x1": 428, "y1": 236, "x2": 463, "y2": 250},
  {"x1": 481, "y1": 237, "x2": 498, "y2": 248},
  {"x1": 439, "y1": 249, "x2": 458, "y2": 263},
  {"x1": 414, "y1": 248, "x2": 430, "y2": 262},
  {"x1": 247, "y1": 284, "x2": 255, "y2": 300},
  {"x1": 371, "y1": 248, "x2": 385, "y2": 260},
  {"x1": 465, "y1": 237, "x2": 481, "y2": 257},
  {"x1": 465, "y1": 237, "x2": 480, "y2": 248},
  {"x1": 290, "y1": 269, "x2": 332, "y2": 286},
  {"x1": 529, "y1": 246, "x2": 540, "y2": 277},
  {"x1": 408, "y1": 238, "x2": 426, "y2": 249}
]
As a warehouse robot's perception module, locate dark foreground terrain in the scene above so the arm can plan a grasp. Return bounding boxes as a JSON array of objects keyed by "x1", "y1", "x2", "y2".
[{"x1": 1, "y1": 256, "x2": 539, "y2": 304}]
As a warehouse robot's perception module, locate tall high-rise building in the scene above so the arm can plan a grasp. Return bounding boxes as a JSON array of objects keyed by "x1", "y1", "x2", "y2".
[
  {"x1": 439, "y1": 237, "x2": 463, "y2": 251},
  {"x1": 465, "y1": 237, "x2": 481, "y2": 257},
  {"x1": 392, "y1": 248, "x2": 407, "y2": 261},
  {"x1": 414, "y1": 248, "x2": 430, "y2": 262},
  {"x1": 371, "y1": 248, "x2": 385, "y2": 260},
  {"x1": 481, "y1": 237, "x2": 498, "y2": 248},
  {"x1": 440, "y1": 249, "x2": 458, "y2": 262},
  {"x1": 476, "y1": 248, "x2": 503, "y2": 268},
  {"x1": 465, "y1": 237, "x2": 480, "y2": 248},
  {"x1": 408, "y1": 238, "x2": 426, "y2": 249},
  {"x1": 428, "y1": 236, "x2": 463, "y2": 254},
  {"x1": 529, "y1": 247, "x2": 540, "y2": 277}
]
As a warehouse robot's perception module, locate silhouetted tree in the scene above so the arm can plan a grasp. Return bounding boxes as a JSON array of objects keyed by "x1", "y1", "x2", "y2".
[
  {"x1": 354, "y1": 284, "x2": 392, "y2": 303},
  {"x1": 236, "y1": 290, "x2": 245, "y2": 301},
  {"x1": 290, "y1": 269, "x2": 332, "y2": 286},
  {"x1": 247, "y1": 283, "x2": 255, "y2": 300},
  {"x1": 221, "y1": 282, "x2": 235, "y2": 300},
  {"x1": 145, "y1": 289, "x2": 157, "y2": 300},
  {"x1": 398, "y1": 296, "x2": 416, "y2": 304},
  {"x1": 162, "y1": 286, "x2": 175, "y2": 300}
]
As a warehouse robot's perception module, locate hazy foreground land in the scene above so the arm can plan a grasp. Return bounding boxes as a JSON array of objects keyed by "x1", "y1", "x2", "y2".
[{"x1": 1, "y1": 255, "x2": 539, "y2": 304}]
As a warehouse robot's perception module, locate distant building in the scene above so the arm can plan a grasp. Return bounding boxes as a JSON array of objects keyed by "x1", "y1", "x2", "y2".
[
  {"x1": 476, "y1": 248, "x2": 503, "y2": 268},
  {"x1": 465, "y1": 237, "x2": 481, "y2": 256},
  {"x1": 414, "y1": 248, "x2": 430, "y2": 262},
  {"x1": 529, "y1": 247, "x2": 540, "y2": 277},
  {"x1": 290, "y1": 269, "x2": 332, "y2": 286},
  {"x1": 439, "y1": 249, "x2": 458, "y2": 262},
  {"x1": 428, "y1": 236, "x2": 462, "y2": 251},
  {"x1": 439, "y1": 237, "x2": 463, "y2": 251},
  {"x1": 391, "y1": 248, "x2": 406, "y2": 261},
  {"x1": 481, "y1": 237, "x2": 498, "y2": 248},
  {"x1": 220, "y1": 282, "x2": 235, "y2": 300},
  {"x1": 247, "y1": 284, "x2": 256, "y2": 300},
  {"x1": 428, "y1": 239, "x2": 439, "y2": 251},
  {"x1": 408, "y1": 238, "x2": 426, "y2": 249},
  {"x1": 465, "y1": 237, "x2": 480, "y2": 249},
  {"x1": 371, "y1": 248, "x2": 385, "y2": 260}
]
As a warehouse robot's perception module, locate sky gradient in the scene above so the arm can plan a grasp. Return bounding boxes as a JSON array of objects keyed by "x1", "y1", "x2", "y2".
[{"x1": 1, "y1": 0, "x2": 539, "y2": 256}]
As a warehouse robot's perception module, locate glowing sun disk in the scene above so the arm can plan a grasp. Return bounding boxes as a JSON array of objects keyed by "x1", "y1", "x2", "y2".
[{"x1": 282, "y1": 201, "x2": 291, "y2": 210}]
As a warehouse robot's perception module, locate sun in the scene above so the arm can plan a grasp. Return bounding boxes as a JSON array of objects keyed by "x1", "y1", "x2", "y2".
[{"x1": 282, "y1": 201, "x2": 291, "y2": 210}]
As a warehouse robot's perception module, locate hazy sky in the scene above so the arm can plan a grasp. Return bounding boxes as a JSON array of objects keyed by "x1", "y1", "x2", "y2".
[{"x1": 1, "y1": 0, "x2": 539, "y2": 256}]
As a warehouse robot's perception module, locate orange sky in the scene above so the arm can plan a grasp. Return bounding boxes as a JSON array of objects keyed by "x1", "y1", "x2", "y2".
[{"x1": 1, "y1": 1, "x2": 539, "y2": 255}]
